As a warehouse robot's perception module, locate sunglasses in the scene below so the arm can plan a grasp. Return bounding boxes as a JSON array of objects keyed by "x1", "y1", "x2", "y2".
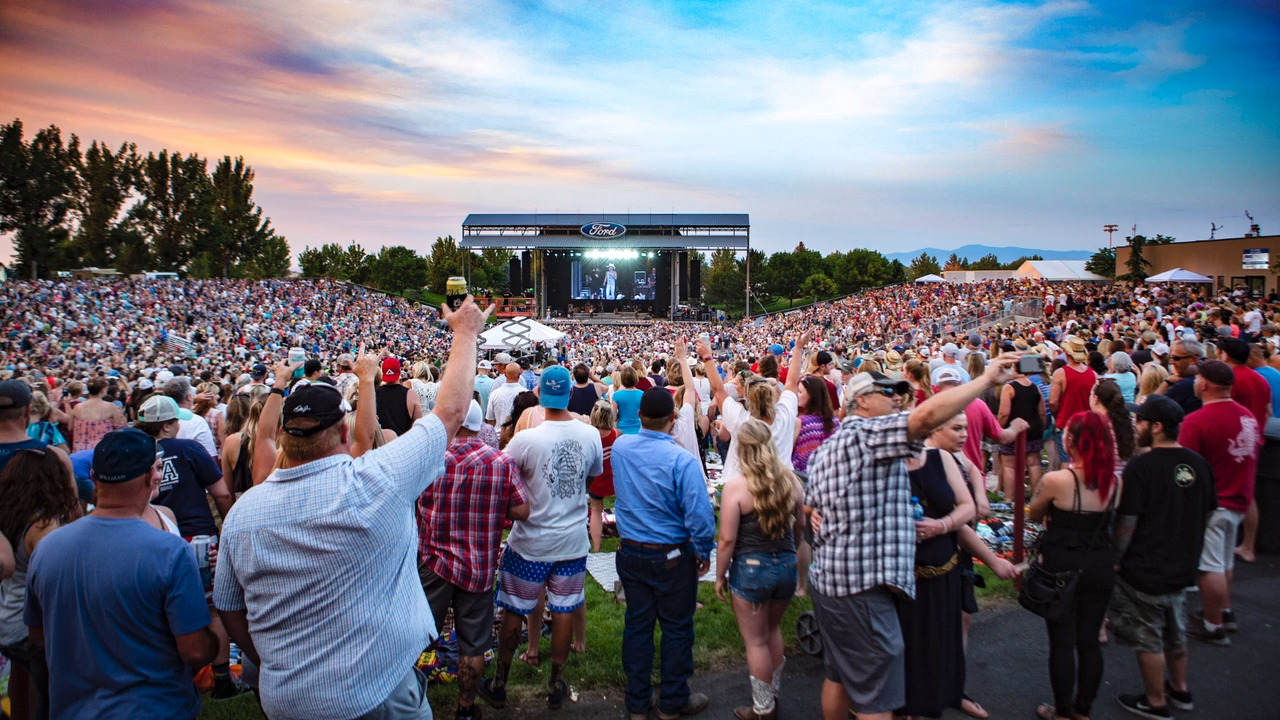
[
  {"x1": 1169, "y1": 354, "x2": 1193, "y2": 361},
  {"x1": 870, "y1": 387, "x2": 898, "y2": 397}
]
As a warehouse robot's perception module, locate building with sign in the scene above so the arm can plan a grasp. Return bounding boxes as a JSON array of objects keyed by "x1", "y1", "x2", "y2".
[
  {"x1": 1115, "y1": 234, "x2": 1278, "y2": 296},
  {"x1": 460, "y1": 213, "x2": 750, "y2": 319}
]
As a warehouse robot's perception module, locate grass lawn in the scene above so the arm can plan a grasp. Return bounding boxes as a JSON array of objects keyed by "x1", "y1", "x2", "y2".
[{"x1": 195, "y1": 541, "x2": 1016, "y2": 720}]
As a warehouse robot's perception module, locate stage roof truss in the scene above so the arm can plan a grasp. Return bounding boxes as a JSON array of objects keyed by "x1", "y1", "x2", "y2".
[{"x1": 460, "y1": 213, "x2": 749, "y2": 251}]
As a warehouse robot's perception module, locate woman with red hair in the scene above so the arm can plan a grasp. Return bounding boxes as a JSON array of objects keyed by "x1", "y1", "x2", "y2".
[{"x1": 1027, "y1": 411, "x2": 1121, "y2": 720}]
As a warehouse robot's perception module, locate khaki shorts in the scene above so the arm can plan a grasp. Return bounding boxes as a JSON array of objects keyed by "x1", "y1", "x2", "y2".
[{"x1": 1108, "y1": 577, "x2": 1187, "y2": 654}]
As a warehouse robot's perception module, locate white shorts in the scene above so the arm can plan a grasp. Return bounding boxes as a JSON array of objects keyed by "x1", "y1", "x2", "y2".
[{"x1": 1198, "y1": 508, "x2": 1244, "y2": 574}]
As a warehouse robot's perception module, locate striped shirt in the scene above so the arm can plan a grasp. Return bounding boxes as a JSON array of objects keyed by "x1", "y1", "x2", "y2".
[{"x1": 213, "y1": 414, "x2": 448, "y2": 720}]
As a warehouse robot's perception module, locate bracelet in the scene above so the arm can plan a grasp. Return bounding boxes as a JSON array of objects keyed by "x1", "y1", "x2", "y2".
[
  {"x1": 942, "y1": 516, "x2": 951, "y2": 532},
  {"x1": 270, "y1": 388, "x2": 286, "y2": 398}
]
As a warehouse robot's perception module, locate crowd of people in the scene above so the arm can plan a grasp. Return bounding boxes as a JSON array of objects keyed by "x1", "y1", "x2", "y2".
[{"x1": 0, "y1": 273, "x2": 1275, "y2": 720}]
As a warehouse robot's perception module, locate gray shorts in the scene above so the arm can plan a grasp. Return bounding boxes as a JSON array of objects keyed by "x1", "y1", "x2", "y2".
[
  {"x1": 811, "y1": 585, "x2": 905, "y2": 714},
  {"x1": 1109, "y1": 577, "x2": 1187, "y2": 654},
  {"x1": 420, "y1": 563, "x2": 495, "y2": 657},
  {"x1": 1199, "y1": 508, "x2": 1244, "y2": 574}
]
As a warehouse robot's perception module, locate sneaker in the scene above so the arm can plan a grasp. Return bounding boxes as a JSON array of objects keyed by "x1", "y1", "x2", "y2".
[
  {"x1": 1118, "y1": 693, "x2": 1172, "y2": 719},
  {"x1": 1186, "y1": 614, "x2": 1231, "y2": 646},
  {"x1": 548, "y1": 679, "x2": 569, "y2": 710},
  {"x1": 658, "y1": 692, "x2": 710, "y2": 719},
  {"x1": 477, "y1": 679, "x2": 507, "y2": 709},
  {"x1": 1221, "y1": 609, "x2": 1238, "y2": 632},
  {"x1": 1163, "y1": 681, "x2": 1194, "y2": 711},
  {"x1": 210, "y1": 675, "x2": 253, "y2": 700}
]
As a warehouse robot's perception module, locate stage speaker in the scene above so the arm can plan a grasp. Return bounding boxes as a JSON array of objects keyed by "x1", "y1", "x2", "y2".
[
  {"x1": 690, "y1": 254, "x2": 701, "y2": 298},
  {"x1": 654, "y1": 251, "x2": 671, "y2": 317},
  {"x1": 678, "y1": 252, "x2": 689, "y2": 302},
  {"x1": 521, "y1": 251, "x2": 532, "y2": 292},
  {"x1": 507, "y1": 257, "x2": 520, "y2": 291}
]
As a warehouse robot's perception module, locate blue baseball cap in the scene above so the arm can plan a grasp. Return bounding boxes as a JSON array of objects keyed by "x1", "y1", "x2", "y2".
[
  {"x1": 93, "y1": 428, "x2": 157, "y2": 484},
  {"x1": 769, "y1": 343, "x2": 785, "y2": 356},
  {"x1": 539, "y1": 365, "x2": 572, "y2": 410}
]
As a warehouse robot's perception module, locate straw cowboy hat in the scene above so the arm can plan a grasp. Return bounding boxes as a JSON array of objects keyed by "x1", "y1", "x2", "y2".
[
  {"x1": 885, "y1": 349, "x2": 903, "y2": 369},
  {"x1": 1062, "y1": 336, "x2": 1089, "y2": 363}
]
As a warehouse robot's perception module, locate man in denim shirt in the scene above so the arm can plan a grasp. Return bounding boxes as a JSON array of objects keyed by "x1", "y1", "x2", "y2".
[{"x1": 612, "y1": 385, "x2": 716, "y2": 720}]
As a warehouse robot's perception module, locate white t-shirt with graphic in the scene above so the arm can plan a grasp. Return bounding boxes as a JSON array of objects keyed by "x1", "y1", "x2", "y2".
[{"x1": 504, "y1": 420, "x2": 604, "y2": 562}]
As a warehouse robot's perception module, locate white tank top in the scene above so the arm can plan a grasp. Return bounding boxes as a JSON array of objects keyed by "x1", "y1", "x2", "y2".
[{"x1": 152, "y1": 505, "x2": 181, "y2": 536}]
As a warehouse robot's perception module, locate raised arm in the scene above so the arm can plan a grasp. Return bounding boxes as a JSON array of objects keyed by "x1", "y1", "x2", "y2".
[
  {"x1": 349, "y1": 346, "x2": 380, "y2": 458},
  {"x1": 908, "y1": 353, "x2": 1018, "y2": 441},
  {"x1": 252, "y1": 358, "x2": 298, "y2": 485},
  {"x1": 784, "y1": 331, "x2": 810, "y2": 394},
  {"x1": 432, "y1": 296, "x2": 493, "y2": 439},
  {"x1": 696, "y1": 339, "x2": 728, "y2": 405}
]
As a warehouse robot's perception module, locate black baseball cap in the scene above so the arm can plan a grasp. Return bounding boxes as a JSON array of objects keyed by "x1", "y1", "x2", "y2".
[
  {"x1": 1197, "y1": 359, "x2": 1234, "y2": 387},
  {"x1": 0, "y1": 380, "x2": 32, "y2": 409},
  {"x1": 282, "y1": 384, "x2": 349, "y2": 436},
  {"x1": 639, "y1": 387, "x2": 676, "y2": 418},
  {"x1": 1127, "y1": 394, "x2": 1184, "y2": 427},
  {"x1": 93, "y1": 428, "x2": 157, "y2": 484},
  {"x1": 816, "y1": 350, "x2": 833, "y2": 366},
  {"x1": 1218, "y1": 338, "x2": 1251, "y2": 365},
  {"x1": 251, "y1": 363, "x2": 269, "y2": 379}
]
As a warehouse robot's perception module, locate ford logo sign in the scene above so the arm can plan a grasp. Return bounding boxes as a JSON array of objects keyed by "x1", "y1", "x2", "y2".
[{"x1": 580, "y1": 222, "x2": 627, "y2": 239}]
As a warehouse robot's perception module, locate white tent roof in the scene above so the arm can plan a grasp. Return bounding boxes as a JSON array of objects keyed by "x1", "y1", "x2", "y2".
[
  {"x1": 914, "y1": 273, "x2": 947, "y2": 283},
  {"x1": 479, "y1": 317, "x2": 566, "y2": 350},
  {"x1": 1015, "y1": 260, "x2": 1107, "y2": 282},
  {"x1": 1145, "y1": 267, "x2": 1213, "y2": 283}
]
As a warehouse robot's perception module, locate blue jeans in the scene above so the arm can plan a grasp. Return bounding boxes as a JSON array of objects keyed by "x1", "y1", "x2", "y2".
[
  {"x1": 616, "y1": 542, "x2": 698, "y2": 715},
  {"x1": 728, "y1": 551, "x2": 797, "y2": 604}
]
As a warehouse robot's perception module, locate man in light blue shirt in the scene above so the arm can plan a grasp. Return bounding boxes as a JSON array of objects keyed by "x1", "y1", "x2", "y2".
[
  {"x1": 475, "y1": 360, "x2": 494, "y2": 414},
  {"x1": 213, "y1": 298, "x2": 491, "y2": 720},
  {"x1": 611, "y1": 386, "x2": 716, "y2": 720}
]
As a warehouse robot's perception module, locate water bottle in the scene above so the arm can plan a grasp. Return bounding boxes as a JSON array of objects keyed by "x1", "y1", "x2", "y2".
[{"x1": 910, "y1": 496, "x2": 925, "y2": 522}]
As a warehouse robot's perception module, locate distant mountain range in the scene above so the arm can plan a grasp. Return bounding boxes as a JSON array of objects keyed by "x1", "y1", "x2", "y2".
[{"x1": 884, "y1": 245, "x2": 1093, "y2": 264}]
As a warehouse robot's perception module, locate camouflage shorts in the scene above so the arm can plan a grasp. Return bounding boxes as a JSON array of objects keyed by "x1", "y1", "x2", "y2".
[{"x1": 1108, "y1": 576, "x2": 1187, "y2": 654}]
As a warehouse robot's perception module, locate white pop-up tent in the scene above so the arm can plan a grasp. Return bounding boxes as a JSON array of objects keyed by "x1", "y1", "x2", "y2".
[
  {"x1": 914, "y1": 273, "x2": 947, "y2": 283},
  {"x1": 1145, "y1": 268, "x2": 1213, "y2": 283},
  {"x1": 479, "y1": 317, "x2": 566, "y2": 350}
]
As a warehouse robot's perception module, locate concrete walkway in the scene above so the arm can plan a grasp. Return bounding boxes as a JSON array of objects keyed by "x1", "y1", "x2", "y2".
[{"x1": 491, "y1": 556, "x2": 1279, "y2": 719}]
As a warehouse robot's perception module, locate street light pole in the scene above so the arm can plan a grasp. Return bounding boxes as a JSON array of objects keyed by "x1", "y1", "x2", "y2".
[{"x1": 1104, "y1": 224, "x2": 1118, "y2": 250}]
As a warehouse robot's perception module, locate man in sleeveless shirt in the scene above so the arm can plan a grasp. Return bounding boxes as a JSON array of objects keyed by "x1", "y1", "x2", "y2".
[{"x1": 375, "y1": 357, "x2": 421, "y2": 438}]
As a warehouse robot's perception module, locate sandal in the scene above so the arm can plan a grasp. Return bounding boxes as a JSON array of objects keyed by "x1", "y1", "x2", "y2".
[
  {"x1": 1035, "y1": 703, "x2": 1058, "y2": 720},
  {"x1": 960, "y1": 695, "x2": 989, "y2": 719},
  {"x1": 519, "y1": 648, "x2": 540, "y2": 666}
]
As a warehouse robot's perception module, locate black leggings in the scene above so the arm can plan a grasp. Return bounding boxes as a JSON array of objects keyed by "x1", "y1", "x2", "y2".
[{"x1": 1043, "y1": 553, "x2": 1114, "y2": 717}]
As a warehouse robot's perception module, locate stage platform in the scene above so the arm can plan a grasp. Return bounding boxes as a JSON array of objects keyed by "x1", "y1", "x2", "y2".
[{"x1": 548, "y1": 315, "x2": 713, "y2": 327}]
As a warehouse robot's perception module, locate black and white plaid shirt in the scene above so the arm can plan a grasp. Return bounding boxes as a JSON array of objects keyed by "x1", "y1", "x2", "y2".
[{"x1": 806, "y1": 412, "x2": 923, "y2": 599}]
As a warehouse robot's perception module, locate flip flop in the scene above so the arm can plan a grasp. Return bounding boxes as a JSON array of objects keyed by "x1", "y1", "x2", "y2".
[
  {"x1": 519, "y1": 649, "x2": 540, "y2": 666},
  {"x1": 1035, "y1": 703, "x2": 1059, "y2": 720},
  {"x1": 960, "y1": 695, "x2": 989, "y2": 719}
]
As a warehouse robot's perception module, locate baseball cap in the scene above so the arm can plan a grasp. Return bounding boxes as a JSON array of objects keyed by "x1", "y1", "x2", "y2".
[
  {"x1": 304, "y1": 358, "x2": 323, "y2": 376},
  {"x1": 934, "y1": 366, "x2": 964, "y2": 386},
  {"x1": 1197, "y1": 359, "x2": 1234, "y2": 386},
  {"x1": 155, "y1": 369, "x2": 175, "y2": 387},
  {"x1": 0, "y1": 380, "x2": 33, "y2": 409},
  {"x1": 251, "y1": 363, "x2": 268, "y2": 379},
  {"x1": 282, "y1": 383, "x2": 351, "y2": 437},
  {"x1": 639, "y1": 386, "x2": 676, "y2": 418},
  {"x1": 816, "y1": 350, "x2": 834, "y2": 366},
  {"x1": 1151, "y1": 342, "x2": 1169, "y2": 357},
  {"x1": 942, "y1": 343, "x2": 959, "y2": 358},
  {"x1": 137, "y1": 377, "x2": 154, "y2": 391},
  {"x1": 138, "y1": 395, "x2": 193, "y2": 423},
  {"x1": 92, "y1": 428, "x2": 157, "y2": 484},
  {"x1": 1218, "y1": 338, "x2": 1251, "y2": 365},
  {"x1": 768, "y1": 343, "x2": 785, "y2": 356},
  {"x1": 494, "y1": 353, "x2": 513, "y2": 364},
  {"x1": 968, "y1": 333, "x2": 982, "y2": 346},
  {"x1": 462, "y1": 400, "x2": 484, "y2": 431},
  {"x1": 478, "y1": 360, "x2": 494, "y2": 370},
  {"x1": 381, "y1": 357, "x2": 402, "y2": 383},
  {"x1": 1127, "y1": 394, "x2": 1184, "y2": 427},
  {"x1": 539, "y1": 365, "x2": 572, "y2": 410},
  {"x1": 845, "y1": 371, "x2": 910, "y2": 397}
]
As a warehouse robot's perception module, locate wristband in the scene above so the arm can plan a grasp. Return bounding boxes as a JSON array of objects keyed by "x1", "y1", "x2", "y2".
[{"x1": 270, "y1": 388, "x2": 286, "y2": 398}]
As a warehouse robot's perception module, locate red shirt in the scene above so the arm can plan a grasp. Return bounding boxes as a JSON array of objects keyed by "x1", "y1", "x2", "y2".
[
  {"x1": 1056, "y1": 364, "x2": 1097, "y2": 429},
  {"x1": 589, "y1": 429, "x2": 621, "y2": 498},
  {"x1": 1179, "y1": 400, "x2": 1261, "y2": 512},
  {"x1": 1232, "y1": 365, "x2": 1272, "y2": 427},
  {"x1": 418, "y1": 436, "x2": 528, "y2": 592},
  {"x1": 963, "y1": 398, "x2": 1003, "y2": 469}
]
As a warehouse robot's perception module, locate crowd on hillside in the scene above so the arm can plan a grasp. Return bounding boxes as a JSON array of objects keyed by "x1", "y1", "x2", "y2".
[{"x1": 0, "y1": 273, "x2": 1276, "y2": 720}]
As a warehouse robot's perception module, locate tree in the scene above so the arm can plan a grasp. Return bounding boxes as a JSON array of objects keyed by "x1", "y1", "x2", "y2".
[
  {"x1": 425, "y1": 235, "x2": 467, "y2": 293},
  {"x1": 130, "y1": 150, "x2": 211, "y2": 271},
  {"x1": 969, "y1": 253, "x2": 1002, "y2": 271},
  {"x1": 370, "y1": 245, "x2": 429, "y2": 295},
  {"x1": 766, "y1": 251, "x2": 804, "y2": 306},
  {"x1": 469, "y1": 247, "x2": 514, "y2": 291},
  {"x1": 70, "y1": 139, "x2": 139, "y2": 268},
  {"x1": 907, "y1": 252, "x2": 941, "y2": 281},
  {"x1": 889, "y1": 260, "x2": 907, "y2": 284},
  {"x1": 297, "y1": 242, "x2": 346, "y2": 278},
  {"x1": 1085, "y1": 247, "x2": 1115, "y2": 278},
  {"x1": 240, "y1": 235, "x2": 292, "y2": 278},
  {"x1": 800, "y1": 272, "x2": 837, "y2": 301},
  {"x1": 704, "y1": 248, "x2": 744, "y2": 307},
  {"x1": 1001, "y1": 254, "x2": 1042, "y2": 270},
  {"x1": 203, "y1": 156, "x2": 278, "y2": 278},
  {"x1": 943, "y1": 253, "x2": 968, "y2": 271},
  {"x1": 1119, "y1": 234, "x2": 1154, "y2": 282},
  {"x1": 0, "y1": 120, "x2": 80, "y2": 278},
  {"x1": 340, "y1": 242, "x2": 372, "y2": 284}
]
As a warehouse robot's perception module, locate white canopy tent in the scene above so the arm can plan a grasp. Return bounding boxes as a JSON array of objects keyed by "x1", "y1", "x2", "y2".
[
  {"x1": 914, "y1": 273, "x2": 947, "y2": 283},
  {"x1": 479, "y1": 317, "x2": 566, "y2": 350},
  {"x1": 1145, "y1": 268, "x2": 1213, "y2": 283}
]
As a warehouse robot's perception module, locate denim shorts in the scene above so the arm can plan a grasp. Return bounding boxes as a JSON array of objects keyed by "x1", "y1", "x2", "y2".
[{"x1": 728, "y1": 551, "x2": 797, "y2": 603}]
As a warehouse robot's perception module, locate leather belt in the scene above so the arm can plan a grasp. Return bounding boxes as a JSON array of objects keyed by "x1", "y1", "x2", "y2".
[{"x1": 621, "y1": 539, "x2": 683, "y2": 551}]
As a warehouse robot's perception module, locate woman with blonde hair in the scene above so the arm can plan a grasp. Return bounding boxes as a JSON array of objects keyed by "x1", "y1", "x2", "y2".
[
  {"x1": 715, "y1": 419, "x2": 805, "y2": 720},
  {"x1": 194, "y1": 381, "x2": 223, "y2": 452},
  {"x1": 587, "y1": 399, "x2": 620, "y2": 553},
  {"x1": 905, "y1": 358, "x2": 934, "y2": 408},
  {"x1": 1135, "y1": 363, "x2": 1168, "y2": 404},
  {"x1": 407, "y1": 361, "x2": 439, "y2": 412}
]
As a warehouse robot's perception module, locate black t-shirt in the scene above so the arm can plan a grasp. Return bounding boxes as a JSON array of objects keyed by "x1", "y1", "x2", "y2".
[
  {"x1": 155, "y1": 437, "x2": 224, "y2": 537},
  {"x1": 1118, "y1": 446, "x2": 1217, "y2": 594}
]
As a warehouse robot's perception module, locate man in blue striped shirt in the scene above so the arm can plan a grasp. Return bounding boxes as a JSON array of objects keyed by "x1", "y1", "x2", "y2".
[{"x1": 213, "y1": 298, "x2": 492, "y2": 720}]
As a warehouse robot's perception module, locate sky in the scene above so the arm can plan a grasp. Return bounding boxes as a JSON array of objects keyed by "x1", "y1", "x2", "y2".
[{"x1": 1, "y1": 0, "x2": 1278, "y2": 263}]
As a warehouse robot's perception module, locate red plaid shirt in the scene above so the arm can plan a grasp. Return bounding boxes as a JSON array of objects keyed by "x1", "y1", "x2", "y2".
[{"x1": 417, "y1": 436, "x2": 527, "y2": 592}]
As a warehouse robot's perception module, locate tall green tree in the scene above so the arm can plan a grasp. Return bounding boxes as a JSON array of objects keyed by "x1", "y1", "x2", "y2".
[
  {"x1": 889, "y1": 259, "x2": 908, "y2": 284},
  {"x1": 704, "y1": 248, "x2": 745, "y2": 307},
  {"x1": 907, "y1": 252, "x2": 942, "y2": 281},
  {"x1": 240, "y1": 235, "x2": 292, "y2": 278},
  {"x1": 425, "y1": 235, "x2": 467, "y2": 293},
  {"x1": 203, "y1": 156, "x2": 278, "y2": 278},
  {"x1": 943, "y1": 253, "x2": 968, "y2": 271},
  {"x1": 800, "y1": 271, "x2": 837, "y2": 302},
  {"x1": 371, "y1": 245, "x2": 429, "y2": 294},
  {"x1": 766, "y1": 251, "x2": 803, "y2": 306},
  {"x1": 70, "y1": 139, "x2": 140, "y2": 268},
  {"x1": 1085, "y1": 247, "x2": 1115, "y2": 278},
  {"x1": 298, "y1": 242, "x2": 347, "y2": 278},
  {"x1": 0, "y1": 120, "x2": 80, "y2": 278},
  {"x1": 129, "y1": 150, "x2": 211, "y2": 271},
  {"x1": 969, "y1": 253, "x2": 1002, "y2": 271},
  {"x1": 1120, "y1": 234, "x2": 1154, "y2": 282}
]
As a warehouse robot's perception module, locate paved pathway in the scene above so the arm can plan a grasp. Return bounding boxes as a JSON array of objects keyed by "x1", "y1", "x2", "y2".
[{"x1": 485, "y1": 557, "x2": 1279, "y2": 718}]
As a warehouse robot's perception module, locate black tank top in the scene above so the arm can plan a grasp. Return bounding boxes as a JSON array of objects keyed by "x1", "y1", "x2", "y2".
[
  {"x1": 1007, "y1": 381, "x2": 1044, "y2": 438},
  {"x1": 567, "y1": 383, "x2": 599, "y2": 416},
  {"x1": 734, "y1": 510, "x2": 796, "y2": 556},
  {"x1": 230, "y1": 438, "x2": 253, "y2": 494},
  {"x1": 375, "y1": 383, "x2": 413, "y2": 437}
]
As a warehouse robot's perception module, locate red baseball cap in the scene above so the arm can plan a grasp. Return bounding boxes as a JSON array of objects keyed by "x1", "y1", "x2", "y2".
[{"x1": 380, "y1": 357, "x2": 401, "y2": 383}]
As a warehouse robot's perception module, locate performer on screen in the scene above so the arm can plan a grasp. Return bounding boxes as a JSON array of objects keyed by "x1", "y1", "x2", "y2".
[{"x1": 604, "y1": 263, "x2": 618, "y2": 300}]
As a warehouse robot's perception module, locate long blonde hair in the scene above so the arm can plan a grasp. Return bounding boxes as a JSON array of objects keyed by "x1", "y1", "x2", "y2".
[
  {"x1": 1137, "y1": 363, "x2": 1169, "y2": 400},
  {"x1": 736, "y1": 418, "x2": 797, "y2": 540},
  {"x1": 743, "y1": 374, "x2": 777, "y2": 424}
]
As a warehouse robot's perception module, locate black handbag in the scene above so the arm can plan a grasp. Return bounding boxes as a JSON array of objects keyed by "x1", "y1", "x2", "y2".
[{"x1": 1018, "y1": 469, "x2": 1115, "y2": 622}]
